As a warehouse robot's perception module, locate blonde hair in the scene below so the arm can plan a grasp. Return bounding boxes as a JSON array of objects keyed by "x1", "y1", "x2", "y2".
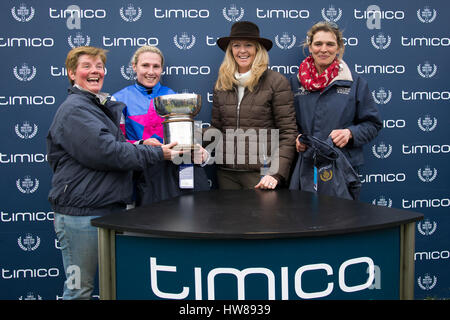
[
  {"x1": 214, "y1": 41, "x2": 269, "y2": 92},
  {"x1": 303, "y1": 21, "x2": 345, "y2": 60},
  {"x1": 130, "y1": 45, "x2": 165, "y2": 67},
  {"x1": 65, "y1": 46, "x2": 107, "y2": 85}
]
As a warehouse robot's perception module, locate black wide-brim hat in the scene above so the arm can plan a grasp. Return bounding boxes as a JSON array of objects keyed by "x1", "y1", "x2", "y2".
[{"x1": 216, "y1": 21, "x2": 273, "y2": 51}]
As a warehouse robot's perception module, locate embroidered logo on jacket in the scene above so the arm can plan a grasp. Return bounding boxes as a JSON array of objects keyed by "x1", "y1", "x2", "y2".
[{"x1": 336, "y1": 87, "x2": 351, "y2": 94}]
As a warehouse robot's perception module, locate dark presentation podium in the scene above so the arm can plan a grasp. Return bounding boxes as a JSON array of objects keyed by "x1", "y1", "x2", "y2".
[{"x1": 91, "y1": 190, "x2": 423, "y2": 300}]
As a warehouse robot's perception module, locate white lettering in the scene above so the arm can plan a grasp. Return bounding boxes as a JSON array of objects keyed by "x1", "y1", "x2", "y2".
[
  {"x1": 149, "y1": 256, "x2": 378, "y2": 300},
  {"x1": 154, "y1": 8, "x2": 209, "y2": 18},
  {"x1": 256, "y1": 8, "x2": 309, "y2": 19}
]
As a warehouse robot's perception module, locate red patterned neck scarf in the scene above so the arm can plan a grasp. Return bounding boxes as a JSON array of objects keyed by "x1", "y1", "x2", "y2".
[{"x1": 298, "y1": 55, "x2": 340, "y2": 91}]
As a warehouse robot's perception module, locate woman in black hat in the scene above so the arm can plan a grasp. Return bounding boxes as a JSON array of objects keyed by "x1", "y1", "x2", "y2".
[{"x1": 208, "y1": 21, "x2": 297, "y2": 190}]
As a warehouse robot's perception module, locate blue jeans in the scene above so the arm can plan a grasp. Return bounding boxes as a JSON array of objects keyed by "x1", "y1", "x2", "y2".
[{"x1": 54, "y1": 213, "x2": 99, "y2": 300}]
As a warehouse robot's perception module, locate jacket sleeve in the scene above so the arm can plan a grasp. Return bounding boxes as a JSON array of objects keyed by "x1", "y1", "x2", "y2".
[
  {"x1": 347, "y1": 77, "x2": 382, "y2": 147},
  {"x1": 270, "y1": 73, "x2": 298, "y2": 181},
  {"x1": 210, "y1": 89, "x2": 223, "y2": 130},
  {"x1": 55, "y1": 104, "x2": 164, "y2": 171}
]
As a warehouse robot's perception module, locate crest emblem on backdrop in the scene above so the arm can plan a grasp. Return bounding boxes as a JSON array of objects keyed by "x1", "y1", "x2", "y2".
[
  {"x1": 120, "y1": 4, "x2": 142, "y2": 22},
  {"x1": 174, "y1": 33, "x2": 196, "y2": 50},
  {"x1": 15, "y1": 121, "x2": 38, "y2": 139},
  {"x1": 223, "y1": 5, "x2": 244, "y2": 22},
  {"x1": 417, "y1": 7, "x2": 437, "y2": 23},
  {"x1": 16, "y1": 176, "x2": 39, "y2": 194},
  {"x1": 11, "y1": 4, "x2": 35, "y2": 22},
  {"x1": 371, "y1": 33, "x2": 391, "y2": 50},
  {"x1": 321, "y1": 5, "x2": 342, "y2": 22}
]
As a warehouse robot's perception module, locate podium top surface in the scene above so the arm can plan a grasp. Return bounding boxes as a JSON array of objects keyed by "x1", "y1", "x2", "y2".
[{"x1": 91, "y1": 190, "x2": 423, "y2": 239}]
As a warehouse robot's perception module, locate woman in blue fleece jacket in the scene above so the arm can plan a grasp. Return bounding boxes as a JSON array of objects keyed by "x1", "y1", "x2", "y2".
[{"x1": 290, "y1": 21, "x2": 382, "y2": 172}]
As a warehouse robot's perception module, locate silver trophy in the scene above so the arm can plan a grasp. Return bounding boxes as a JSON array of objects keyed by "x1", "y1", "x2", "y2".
[{"x1": 154, "y1": 93, "x2": 202, "y2": 150}]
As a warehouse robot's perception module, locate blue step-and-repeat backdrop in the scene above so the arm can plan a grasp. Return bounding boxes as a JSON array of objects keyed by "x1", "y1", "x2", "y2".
[{"x1": 0, "y1": 0, "x2": 448, "y2": 300}]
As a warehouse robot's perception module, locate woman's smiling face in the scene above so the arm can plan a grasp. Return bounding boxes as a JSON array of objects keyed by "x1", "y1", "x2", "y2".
[
  {"x1": 309, "y1": 30, "x2": 341, "y2": 74},
  {"x1": 68, "y1": 54, "x2": 105, "y2": 93},
  {"x1": 231, "y1": 40, "x2": 257, "y2": 73},
  {"x1": 133, "y1": 51, "x2": 163, "y2": 88}
]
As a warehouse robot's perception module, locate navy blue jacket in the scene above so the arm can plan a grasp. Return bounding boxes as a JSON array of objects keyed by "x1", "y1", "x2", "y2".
[
  {"x1": 46, "y1": 86, "x2": 164, "y2": 216},
  {"x1": 289, "y1": 134, "x2": 361, "y2": 200},
  {"x1": 290, "y1": 61, "x2": 382, "y2": 168}
]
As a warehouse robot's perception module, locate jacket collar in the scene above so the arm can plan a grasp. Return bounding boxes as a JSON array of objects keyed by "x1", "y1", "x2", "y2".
[
  {"x1": 134, "y1": 82, "x2": 162, "y2": 97},
  {"x1": 296, "y1": 59, "x2": 353, "y2": 88},
  {"x1": 71, "y1": 84, "x2": 111, "y2": 104},
  {"x1": 330, "y1": 60, "x2": 353, "y2": 84}
]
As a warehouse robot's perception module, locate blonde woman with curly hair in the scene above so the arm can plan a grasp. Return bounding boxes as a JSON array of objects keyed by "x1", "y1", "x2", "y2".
[{"x1": 210, "y1": 21, "x2": 297, "y2": 190}]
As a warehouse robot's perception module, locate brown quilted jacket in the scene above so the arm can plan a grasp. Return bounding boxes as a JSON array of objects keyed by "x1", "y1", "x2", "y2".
[{"x1": 208, "y1": 69, "x2": 297, "y2": 183}]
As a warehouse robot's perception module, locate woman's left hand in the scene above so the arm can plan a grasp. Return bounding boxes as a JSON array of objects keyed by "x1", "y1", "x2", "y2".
[
  {"x1": 255, "y1": 175, "x2": 278, "y2": 190},
  {"x1": 192, "y1": 144, "x2": 209, "y2": 164},
  {"x1": 330, "y1": 129, "x2": 352, "y2": 148}
]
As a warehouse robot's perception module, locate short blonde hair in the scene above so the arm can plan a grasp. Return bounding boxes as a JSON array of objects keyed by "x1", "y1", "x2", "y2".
[
  {"x1": 130, "y1": 46, "x2": 165, "y2": 67},
  {"x1": 65, "y1": 46, "x2": 107, "y2": 85},
  {"x1": 215, "y1": 41, "x2": 269, "y2": 92}
]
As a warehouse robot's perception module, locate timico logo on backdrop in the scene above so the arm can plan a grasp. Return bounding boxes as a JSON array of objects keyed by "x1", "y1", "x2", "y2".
[
  {"x1": 256, "y1": 8, "x2": 309, "y2": 19},
  {"x1": 154, "y1": 8, "x2": 210, "y2": 19},
  {"x1": 354, "y1": 64, "x2": 405, "y2": 74}
]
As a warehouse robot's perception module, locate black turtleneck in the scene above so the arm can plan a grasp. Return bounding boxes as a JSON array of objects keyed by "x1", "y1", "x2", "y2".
[{"x1": 136, "y1": 81, "x2": 153, "y2": 95}]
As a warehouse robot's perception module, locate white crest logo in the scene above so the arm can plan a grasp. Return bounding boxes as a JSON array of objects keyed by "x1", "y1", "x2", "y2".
[
  {"x1": 16, "y1": 176, "x2": 39, "y2": 194},
  {"x1": 68, "y1": 32, "x2": 91, "y2": 48},
  {"x1": 120, "y1": 64, "x2": 136, "y2": 80},
  {"x1": 173, "y1": 33, "x2": 196, "y2": 50},
  {"x1": 13, "y1": 63, "x2": 36, "y2": 81},
  {"x1": 15, "y1": 121, "x2": 38, "y2": 139},
  {"x1": 321, "y1": 5, "x2": 342, "y2": 22},
  {"x1": 417, "y1": 62, "x2": 437, "y2": 78},
  {"x1": 18, "y1": 233, "x2": 41, "y2": 251},
  {"x1": 372, "y1": 195, "x2": 392, "y2": 208},
  {"x1": 18, "y1": 292, "x2": 43, "y2": 300},
  {"x1": 223, "y1": 4, "x2": 244, "y2": 22},
  {"x1": 417, "y1": 166, "x2": 437, "y2": 183},
  {"x1": 371, "y1": 33, "x2": 391, "y2": 50},
  {"x1": 372, "y1": 142, "x2": 392, "y2": 159},
  {"x1": 372, "y1": 87, "x2": 392, "y2": 104},
  {"x1": 417, "y1": 219, "x2": 437, "y2": 236},
  {"x1": 417, "y1": 115, "x2": 437, "y2": 132},
  {"x1": 120, "y1": 4, "x2": 142, "y2": 22},
  {"x1": 417, "y1": 274, "x2": 437, "y2": 290},
  {"x1": 11, "y1": 4, "x2": 35, "y2": 22},
  {"x1": 417, "y1": 7, "x2": 437, "y2": 23},
  {"x1": 274, "y1": 33, "x2": 296, "y2": 50}
]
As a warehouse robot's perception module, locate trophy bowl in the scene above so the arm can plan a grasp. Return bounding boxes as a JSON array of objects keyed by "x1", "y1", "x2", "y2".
[{"x1": 154, "y1": 93, "x2": 202, "y2": 150}]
